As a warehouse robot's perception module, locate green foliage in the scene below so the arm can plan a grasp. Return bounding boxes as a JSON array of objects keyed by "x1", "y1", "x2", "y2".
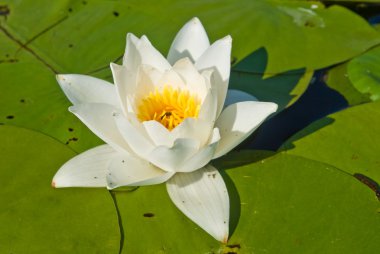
[
  {"x1": 230, "y1": 48, "x2": 313, "y2": 111},
  {"x1": 325, "y1": 62, "x2": 371, "y2": 106},
  {"x1": 1, "y1": 0, "x2": 380, "y2": 253},
  {"x1": 0, "y1": 125, "x2": 119, "y2": 253},
  {"x1": 348, "y1": 46, "x2": 380, "y2": 101},
  {"x1": 282, "y1": 102, "x2": 380, "y2": 184},
  {"x1": 115, "y1": 151, "x2": 380, "y2": 253}
]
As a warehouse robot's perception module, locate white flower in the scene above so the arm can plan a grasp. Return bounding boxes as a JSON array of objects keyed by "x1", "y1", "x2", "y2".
[{"x1": 52, "y1": 17, "x2": 277, "y2": 242}]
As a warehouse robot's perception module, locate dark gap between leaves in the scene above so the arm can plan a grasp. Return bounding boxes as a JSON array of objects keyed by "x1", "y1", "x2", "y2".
[{"x1": 354, "y1": 173, "x2": 380, "y2": 200}]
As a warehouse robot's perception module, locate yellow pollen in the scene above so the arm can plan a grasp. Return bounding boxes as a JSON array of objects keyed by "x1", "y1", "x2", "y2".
[{"x1": 137, "y1": 86, "x2": 201, "y2": 130}]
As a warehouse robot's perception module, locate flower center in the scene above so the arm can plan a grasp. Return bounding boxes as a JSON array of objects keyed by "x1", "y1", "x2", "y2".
[{"x1": 137, "y1": 86, "x2": 201, "y2": 130}]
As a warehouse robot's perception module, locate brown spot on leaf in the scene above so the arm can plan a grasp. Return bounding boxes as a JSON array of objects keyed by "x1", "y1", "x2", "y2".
[
  {"x1": 143, "y1": 213, "x2": 155, "y2": 218},
  {"x1": 0, "y1": 5, "x2": 10, "y2": 17}
]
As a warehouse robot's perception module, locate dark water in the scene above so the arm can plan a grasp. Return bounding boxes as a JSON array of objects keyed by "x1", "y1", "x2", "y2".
[{"x1": 248, "y1": 70, "x2": 348, "y2": 151}]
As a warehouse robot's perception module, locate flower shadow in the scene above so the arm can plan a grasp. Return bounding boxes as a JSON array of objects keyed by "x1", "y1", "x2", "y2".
[{"x1": 214, "y1": 150, "x2": 275, "y2": 237}]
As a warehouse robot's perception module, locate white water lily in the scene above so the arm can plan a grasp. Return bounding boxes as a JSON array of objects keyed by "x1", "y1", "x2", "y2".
[{"x1": 52, "y1": 17, "x2": 277, "y2": 242}]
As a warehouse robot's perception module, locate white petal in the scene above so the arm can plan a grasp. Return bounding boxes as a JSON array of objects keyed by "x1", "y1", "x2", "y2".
[
  {"x1": 123, "y1": 33, "x2": 171, "y2": 72},
  {"x1": 224, "y1": 89, "x2": 258, "y2": 108},
  {"x1": 113, "y1": 113, "x2": 155, "y2": 158},
  {"x1": 143, "y1": 120, "x2": 173, "y2": 147},
  {"x1": 148, "y1": 138, "x2": 200, "y2": 172},
  {"x1": 56, "y1": 74, "x2": 118, "y2": 107},
  {"x1": 122, "y1": 33, "x2": 140, "y2": 70},
  {"x1": 143, "y1": 118, "x2": 212, "y2": 148},
  {"x1": 172, "y1": 118, "x2": 212, "y2": 147},
  {"x1": 69, "y1": 103, "x2": 132, "y2": 153},
  {"x1": 166, "y1": 165, "x2": 229, "y2": 242},
  {"x1": 155, "y1": 68, "x2": 185, "y2": 91},
  {"x1": 134, "y1": 65, "x2": 162, "y2": 98},
  {"x1": 195, "y1": 35, "x2": 232, "y2": 116},
  {"x1": 52, "y1": 145, "x2": 117, "y2": 188},
  {"x1": 195, "y1": 35, "x2": 232, "y2": 81},
  {"x1": 110, "y1": 63, "x2": 135, "y2": 114},
  {"x1": 107, "y1": 154, "x2": 174, "y2": 189},
  {"x1": 167, "y1": 17, "x2": 210, "y2": 64},
  {"x1": 198, "y1": 88, "x2": 218, "y2": 123},
  {"x1": 172, "y1": 58, "x2": 208, "y2": 101},
  {"x1": 213, "y1": 101, "x2": 277, "y2": 159},
  {"x1": 179, "y1": 128, "x2": 220, "y2": 172}
]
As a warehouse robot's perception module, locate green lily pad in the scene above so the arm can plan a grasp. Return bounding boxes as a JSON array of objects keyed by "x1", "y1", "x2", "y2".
[
  {"x1": 0, "y1": 26, "x2": 103, "y2": 153},
  {"x1": 0, "y1": 49, "x2": 104, "y2": 153},
  {"x1": 114, "y1": 151, "x2": 380, "y2": 253},
  {"x1": 1, "y1": 0, "x2": 380, "y2": 152},
  {"x1": 1, "y1": 0, "x2": 379, "y2": 75},
  {"x1": 230, "y1": 48, "x2": 313, "y2": 111},
  {"x1": 0, "y1": 125, "x2": 119, "y2": 253},
  {"x1": 282, "y1": 101, "x2": 380, "y2": 184},
  {"x1": 325, "y1": 62, "x2": 371, "y2": 106},
  {"x1": 348, "y1": 45, "x2": 380, "y2": 101}
]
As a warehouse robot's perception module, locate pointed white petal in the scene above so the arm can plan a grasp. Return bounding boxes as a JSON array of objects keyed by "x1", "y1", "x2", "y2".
[
  {"x1": 172, "y1": 58, "x2": 208, "y2": 101},
  {"x1": 155, "y1": 68, "x2": 185, "y2": 91},
  {"x1": 195, "y1": 35, "x2": 232, "y2": 81},
  {"x1": 224, "y1": 89, "x2": 258, "y2": 108},
  {"x1": 198, "y1": 88, "x2": 218, "y2": 123},
  {"x1": 110, "y1": 63, "x2": 136, "y2": 114},
  {"x1": 56, "y1": 74, "x2": 118, "y2": 107},
  {"x1": 195, "y1": 36, "x2": 232, "y2": 116},
  {"x1": 143, "y1": 120, "x2": 173, "y2": 147},
  {"x1": 107, "y1": 154, "x2": 174, "y2": 189},
  {"x1": 179, "y1": 128, "x2": 220, "y2": 172},
  {"x1": 52, "y1": 145, "x2": 117, "y2": 188},
  {"x1": 213, "y1": 101, "x2": 277, "y2": 158},
  {"x1": 172, "y1": 118, "x2": 212, "y2": 147},
  {"x1": 166, "y1": 165, "x2": 229, "y2": 242},
  {"x1": 113, "y1": 113, "x2": 155, "y2": 158},
  {"x1": 167, "y1": 17, "x2": 210, "y2": 64},
  {"x1": 148, "y1": 138, "x2": 200, "y2": 172},
  {"x1": 122, "y1": 33, "x2": 140, "y2": 70},
  {"x1": 69, "y1": 103, "x2": 132, "y2": 153},
  {"x1": 124, "y1": 33, "x2": 171, "y2": 72},
  {"x1": 143, "y1": 118, "x2": 212, "y2": 148},
  {"x1": 134, "y1": 65, "x2": 162, "y2": 98}
]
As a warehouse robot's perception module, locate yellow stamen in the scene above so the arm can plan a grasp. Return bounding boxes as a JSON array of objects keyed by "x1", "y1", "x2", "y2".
[{"x1": 137, "y1": 86, "x2": 200, "y2": 130}]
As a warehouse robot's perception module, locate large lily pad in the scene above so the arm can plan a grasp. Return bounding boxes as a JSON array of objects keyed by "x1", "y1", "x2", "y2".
[
  {"x1": 0, "y1": 125, "x2": 119, "y2": 253},
  {"x1": 1, "y1": 0, "x2": 379, "y2": 153},
  {"x1": 230, "y1": 48, "x2": 313, "y2": 111},
  {"x1": 0, "y1": 47, "x2": 104, "y2": 153},
  {"x1": 282, "y1": 101, "x2": 380, "y2": 184},
  {"x1": 114, "y1": 151, "x2": 380, "y2": 253},
  {"x1": 348, "y1": 45, "x2": 380, "y2": 101},
  {"x1": 325, "y1": 62, "x2": 371, "y2": 106},
  {"x1": 1, "y1": 0, "x2": 380, "y2": 75}
]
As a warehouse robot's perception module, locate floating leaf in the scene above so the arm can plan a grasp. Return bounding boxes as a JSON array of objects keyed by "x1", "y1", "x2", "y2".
[
  {"x1": 1, "y1": 0, "x2": 379, "y2": 75},
  {"x1": 325, "y1": 62, "x2": 371, "y2": 106},
  {"x1": 230, "y1": 48, "x2": 313, "y2": 111},
  {"x1": 282, "y1": 102, "x2": 380, "y2": 184},
  {"x1": 113, "y1": 151, "x2": 380, "y2": 253},
  {"x1": 348, "y1": 45, "x2": 380, "y2": 101},
  {"x1": 0, "y1": 125, "x2": 119, "y2": 253}
]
